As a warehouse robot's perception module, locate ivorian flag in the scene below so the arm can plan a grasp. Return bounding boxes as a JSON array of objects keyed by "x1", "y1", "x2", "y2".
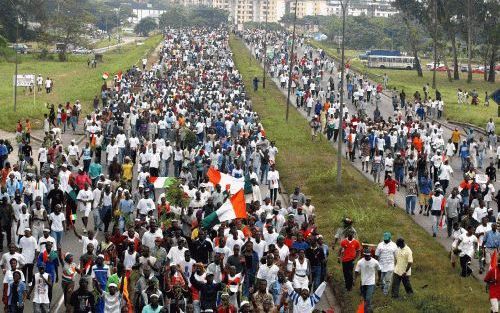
[
  {"x1": 201, "y1": 189, "x2": 247, "y2": 228},
  {"x1": 207, "y1": 167, "x2": 244, "y2": 195},
  {"x1": 102, "y1": 72, "x2": 109, "y2": 80},
  {"x1": 116, "y1": 70, "x2": 122, "y2": 82},
  {"x1": 149, "y1": 177, "x2": 176, "y2": 189}
]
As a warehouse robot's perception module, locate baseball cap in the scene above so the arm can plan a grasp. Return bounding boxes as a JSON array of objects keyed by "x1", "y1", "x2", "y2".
[{"x1": 383, "y1": 232, "x2": 392, "y2": 241}]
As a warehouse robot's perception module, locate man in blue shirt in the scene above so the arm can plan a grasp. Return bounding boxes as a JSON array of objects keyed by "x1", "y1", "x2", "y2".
[
  {"x1": 7, "y1": 270, "x2": 26, "y2": 312},
  {"x1": 36, "y1": 241, "x2": 58, "y2": 302},
  {"x1": 91, "y1": 255, "x2": 110, "y2": 313},
  {"x1": 483, "y1": 223, "x2": 500, "y2": 272},
  {"x1": 0, "y1": 140, "x2": 8, "y2": 168}
]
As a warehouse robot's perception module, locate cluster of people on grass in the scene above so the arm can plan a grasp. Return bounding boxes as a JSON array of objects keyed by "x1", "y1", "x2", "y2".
[
  {"x1": 241, "y1": 28, "x2": 500, "y2": 312},
  {"x1": 0, "y1": 27, "x2": 349, "y2": 313}
]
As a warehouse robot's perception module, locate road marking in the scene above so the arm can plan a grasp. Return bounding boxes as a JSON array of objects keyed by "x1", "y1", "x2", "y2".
[{"x1": 53, "y1": 293, "x2": 64, "y2": 312}]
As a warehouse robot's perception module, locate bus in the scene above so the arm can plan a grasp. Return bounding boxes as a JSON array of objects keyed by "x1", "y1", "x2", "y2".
[{"x1": 367, "y1": 55, "x2": 415, "y2": 70}]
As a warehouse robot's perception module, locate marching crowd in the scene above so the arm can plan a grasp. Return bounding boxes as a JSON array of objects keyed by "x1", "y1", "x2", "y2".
[
  {"x1": 0, "y1": 24, "x2": 498, "y2": 313},
  {"x1": 0, "y1": 27, "x2": 349, "y2": 313},
  {"x1": 242, "y1": 28, "x2": 500, "y2": 312}
]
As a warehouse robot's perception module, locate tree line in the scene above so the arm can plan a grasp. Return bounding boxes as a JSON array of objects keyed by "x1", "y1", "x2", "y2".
[{"x1": 282, "y1": 0, "x2": 498, "y2": 84}]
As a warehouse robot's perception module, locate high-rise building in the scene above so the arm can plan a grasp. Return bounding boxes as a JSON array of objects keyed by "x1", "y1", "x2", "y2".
[
  {"x1": 327, "y1": 0, "x2": 398, "y2": 17},
  {"x1": 288, "y1": 0, "x2": 330, "y2": 19}
]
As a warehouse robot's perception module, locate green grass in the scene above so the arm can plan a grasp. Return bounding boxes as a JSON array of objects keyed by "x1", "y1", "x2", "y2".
[
  {"x1": 230, "y1": 35, "x2": 489, "y2": 313},
  {"x1": 311, "y1": 40, "x2": 499, "y2": 134},
  {"x1": 0, "y1": 34, "x2": 162, "y2": 131},
  {"x1": 92, "y1": 37, "x2": 120, "y2": 49}
]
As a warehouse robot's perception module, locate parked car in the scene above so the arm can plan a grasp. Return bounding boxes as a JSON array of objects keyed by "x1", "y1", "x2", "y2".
[
  {"x1": 9, "y1": 43, "x2": 29, "y2": 54},
  {"x1": 72, "y1": 48, "x2": 93, "y2": 54},
  {"x1": 426, "y1": 62, "x2": 445, "y2": 70}
]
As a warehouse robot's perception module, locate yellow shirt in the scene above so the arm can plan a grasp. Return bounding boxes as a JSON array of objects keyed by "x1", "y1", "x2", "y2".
[
  {"x1": 394, "y1": 245, "x2": 413, "y2": 276},
  {"x1": 451, "y1": 130, "x2": 461, "y2": 143},
  {"x1": 122, "y1": 163, "x2": 133, "y2": 181}
]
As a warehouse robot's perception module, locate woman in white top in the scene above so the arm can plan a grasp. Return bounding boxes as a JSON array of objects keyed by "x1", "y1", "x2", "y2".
[
  {"x1": 292, "y1": 250, "x2": 310, "y2": 290},
  {"x1": 267, "y1": 165, "x2": 280, "y2": 205},
  {"x1": 430, "y1": 190, "x2": 444, "y2": 237}
]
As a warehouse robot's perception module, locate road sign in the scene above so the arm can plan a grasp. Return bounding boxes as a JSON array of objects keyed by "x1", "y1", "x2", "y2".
[{"x1": 13, "y1": 74, "x2": 35, "y2": 87}]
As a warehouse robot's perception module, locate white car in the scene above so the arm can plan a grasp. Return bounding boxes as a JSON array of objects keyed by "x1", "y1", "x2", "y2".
[{"x1": 72, "y1": 48, "x2": 93, "y2": 54}]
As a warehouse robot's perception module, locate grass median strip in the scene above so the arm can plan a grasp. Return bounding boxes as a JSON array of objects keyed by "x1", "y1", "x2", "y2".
[
  {"x1": 0, "y1": 34, "x2": 162, "y2": 131},
  {"x1": 229, "y1": 35, "x2": 488, "y2": 313}
]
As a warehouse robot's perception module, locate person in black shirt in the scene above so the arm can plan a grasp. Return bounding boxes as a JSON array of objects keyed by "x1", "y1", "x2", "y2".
[
  {"x1": 70, "y1": 278, "x2": 95, "y2": 313},
  {"x1": 21, "y1": 141, "x2": 32, "y2": 162},
  {"x1": 190, "y1": 269, "x2": 225, "y2": 311},
  {"x1": 47, "y1": 181, "x2": 65, "y2": 213},
  {"x1": 227, "y1": 244, "x2": 244, "y2": 274},
  {"x1": 190, "y1": 230, "x2": 213, "y2": 265},
  {"x1": 306, "y1": 238, "x2": 325, "y2": 290}
]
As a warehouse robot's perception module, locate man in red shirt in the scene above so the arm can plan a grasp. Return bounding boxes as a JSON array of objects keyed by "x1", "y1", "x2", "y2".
[
  {"x1": 384, "y1": 173, "x2": 398, "y2": 207},
  {"x1": 338, "y1": 231, "x2": 361, "y2": 291},
  {"x1": 484, "y1": 257, "x2": 500, "y2": 313}
]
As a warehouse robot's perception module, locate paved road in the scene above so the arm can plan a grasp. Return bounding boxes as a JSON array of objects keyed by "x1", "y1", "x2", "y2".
[
  {"x1": 244, "y1": 38, "x2": 499, "y2": 282},
  {"x1": 94, "y1": 36, "x2": 142, "y2": 54}
]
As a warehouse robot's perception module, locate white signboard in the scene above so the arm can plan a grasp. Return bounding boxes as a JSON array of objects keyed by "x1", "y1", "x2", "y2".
[
  {"x1": 475, "y1": 174, "x2": 488, "y2": 184},
  {"x1": 13, "y1": 74, "x2": 35, "y2": 87}
]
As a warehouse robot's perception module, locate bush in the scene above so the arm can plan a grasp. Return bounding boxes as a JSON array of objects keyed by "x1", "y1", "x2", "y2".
[{"x1": 37, "y1": 48, "x2": 54, "y2": 60}]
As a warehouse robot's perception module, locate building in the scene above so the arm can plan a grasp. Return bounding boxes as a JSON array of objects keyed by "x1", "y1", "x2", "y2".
[
  {"x1": 289, "y1": 0, "x2": 330, "y2": 19},
  {"x1": 327, "y1": 0, "x2": 398, "y2": 17},
  {"x1": 130, "y1": 3, "x2": 167, "y2": 24},
  {"x1": 210, "y1": 0, "x2": 286, "y2": 25}
]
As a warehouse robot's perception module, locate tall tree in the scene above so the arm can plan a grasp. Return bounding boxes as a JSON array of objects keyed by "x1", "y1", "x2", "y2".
[
  {"x1": 134, "y1": 17, "x2": 157, "y2": 37},
  {"x1": 437, "y1": 0, "x2": 460, "y2": 80},
  {"x1": 47, "y1": 0, "x2": 94, "y2": 60},
  {"x1": 393, "y1": 0, "x2": 425, "y2": 77}
]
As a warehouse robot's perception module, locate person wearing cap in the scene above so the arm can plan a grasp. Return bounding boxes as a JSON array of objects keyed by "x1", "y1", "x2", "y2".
[
  {"x1": 338, "y1": 229, "x2": 360, "y2": 292},
  {"x1": 36, "y1": 241, "x2": 58, "y2": 301},
  {"x1": 27, "y1": 263, "x2": 51, "y2": 312},
  {"x1": 141, "y1": 292, "x2": 163, "y2": 313},
  {"x1": 190, "y1": 264, "x2": 225, "y2": 312},
  {"x1": 375, "y1": 232, "x2": 397, "y2": 296},
  {"x1": 91, "y1": 254, "x2": 110, "y2": 313},
  {"x1": 354, "y1": 248, "x2": 380, "y2": 312},
  {"x1": 392, "y1": 238, "x2": 414, "y2": 297},
  {"x1": 19, "y1": 227, "x2": 37, "y2": 284}
]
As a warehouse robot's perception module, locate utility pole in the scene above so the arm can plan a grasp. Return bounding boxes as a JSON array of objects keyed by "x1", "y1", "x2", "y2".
[
  {"x1": 14, "y1": 5, "x2": 19, "y2": 112},
  {"x1": 285, "y1": 0, "x2": 299, "y2": 122},
  {"x1": 262, "y1": 0, "x2": 269, "y2": 89},
  {"x1": 336, "y1": 0, "x2": 348, "y2": 185},
  {"x1": 432, "y1": 0, "x2": 437, "y2": 89}
]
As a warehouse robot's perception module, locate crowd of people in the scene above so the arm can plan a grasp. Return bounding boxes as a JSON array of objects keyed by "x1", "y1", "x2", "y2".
[
  {"x1": 241, "y1": 28, "x2": 500, "y2": 312},
  {"x1": 0, "y1": 24, "x2": 498, "y2": 313},
  {"x1": 0, "y1": 27, "x2": 359, "y2": 313}
]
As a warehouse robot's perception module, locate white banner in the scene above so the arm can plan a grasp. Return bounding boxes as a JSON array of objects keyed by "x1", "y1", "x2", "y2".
[
  {"x1": 475, "y1": 174, "x2": 488, "y2": 184},
  {"x1": 13, "y1": 74, "x2": 35, "y2": 87}
]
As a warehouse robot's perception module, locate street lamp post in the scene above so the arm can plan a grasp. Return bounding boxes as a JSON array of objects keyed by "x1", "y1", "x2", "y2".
[
  {"x1": 336, "y1": 0, "x2": 348, "y2": 185},
  {"x1": 262, "y1": 0, "x2": 269, "y2": 89},
  {"x1": 13, "y1": 5, "x2": 19, "y2": 112},
  {"x1": 285, "y1": 0, "x2": 299, "y2": 122}
]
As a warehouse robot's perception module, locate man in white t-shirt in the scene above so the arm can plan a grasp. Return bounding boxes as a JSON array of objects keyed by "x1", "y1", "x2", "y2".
[
  {"x1": 256, "y1": 254, "x2": 280, "y2": 291},
  {"x1": 375, "y1": 232, "x2": 397, "y2": 295},
  {"x1": 27, "y1": 265, "x2": 51, "y2": 312},
  {"x1": 19, "y1": 228, "x2": 37, "y2": 283},
  {"x1": 457, "y1": 226, "x2": 478, "y2": 277},
  {"x1": 167, "y1": 237, "x2": 188, "y2": 265},
  {"x1": 77, "y1": 183, "x2": 94, "y2": 231},
  {"x1": 354, "y1": 249, "x2": 381, "y2": 313},
  {"x1": 160, "y1": 141, "x2": 173, "y2": 177}
]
